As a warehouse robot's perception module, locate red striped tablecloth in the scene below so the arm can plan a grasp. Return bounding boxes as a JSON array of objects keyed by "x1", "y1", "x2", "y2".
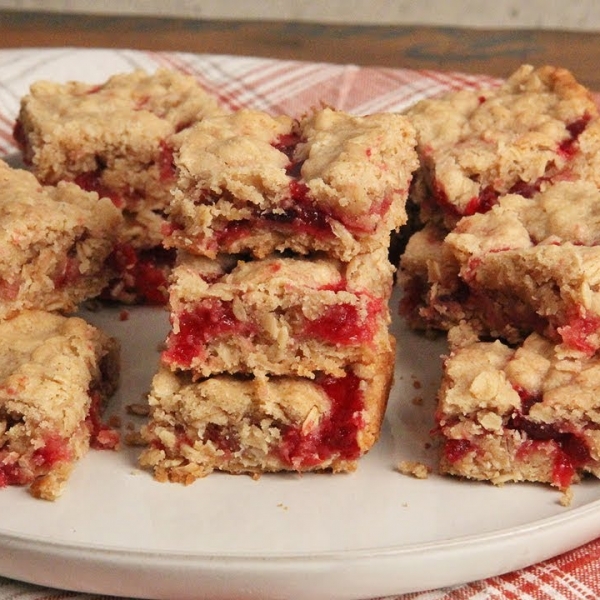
[{"x1": 0, "y1": 48, "x2": 599, "y2": 600}]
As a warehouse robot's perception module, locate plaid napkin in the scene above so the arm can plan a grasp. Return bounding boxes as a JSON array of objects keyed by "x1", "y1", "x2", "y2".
[{"x1": 0, "y1": 48, "x2": 599, "y2": 600}]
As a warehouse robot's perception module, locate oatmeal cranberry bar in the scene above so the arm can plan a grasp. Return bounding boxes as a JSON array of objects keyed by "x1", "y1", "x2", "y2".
[
  {"x1": 162, "y1": 248, "x2": 395, "y2": 378},
  {"x1": 14, "y1": 68, "x2": 223, "y2": 303},
  {"x1": 399, "y1": 177, "x2": 600, "y2": 348},
  {"x1": 0, "y1": 310, "x2": 120, "y2": 500},
  {"x1": 139, "y1": 339, "x2": 394, "y2": 482},
  {"x1": 0, "y1": 159, "x2": 121, "y2": 318},
  {"x1": 406, "y1": 64, "x2": 598, "y2": 229},
  {"x1": 437, "y1": 327, "x2": 600, "y2": 489},
  {"x1": 443, "y1": 180, "x2": 600, "y2": 353},
  {"x1": 166, "y1": 106, "x2": 419, "y2": 261}
]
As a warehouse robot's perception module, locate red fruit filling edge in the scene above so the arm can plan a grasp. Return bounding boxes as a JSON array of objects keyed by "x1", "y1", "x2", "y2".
[
  {"x1": 441, "y1": 384, "x2": 593, "y2": 488},
  {"x1": 429, "y1": 114, "x2": 593, "y2": 219},
  {"x1": 192, "y1": 372, "x2": 365, "y2": 469},
  {"x1": 162, "y1": 293, "x2": 384, "y2": 370}
]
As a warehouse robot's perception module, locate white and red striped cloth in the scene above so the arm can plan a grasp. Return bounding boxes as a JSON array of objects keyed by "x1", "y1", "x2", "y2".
[
  {"x1": 0, "y1": 47, "x2": 503, "y2": 155},
  {"x1": 0, "y1": 48, "x2": 599, "y2": 600}
]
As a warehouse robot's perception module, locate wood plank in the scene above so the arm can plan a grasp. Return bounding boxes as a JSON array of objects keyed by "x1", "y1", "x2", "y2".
[{"x1": 1, "y1": 11, "x2": 599, "y2": 89}]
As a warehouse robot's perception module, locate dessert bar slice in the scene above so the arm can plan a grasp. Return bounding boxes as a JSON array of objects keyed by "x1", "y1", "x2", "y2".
[
  {"x1": 0, "y1": 159, "x2": 121, "y2": 318},
  {"x1": 406, "y1": 64, "x2": 598, "y2": 228},
  {"x1": 139, "y1": 340, "x2": 395, "y2": 483},
  {"x1": 399, "y1": 179, "x2": 600, "y2": 350},
  {"x1": 14, "y1": 68, "x2": 223, "y2": 303},
  {"x1": 162, "y1": 248, "x2": 395, "y2": 378},
  {"x1": 437, "y1": 327, "x2": 600, "y2": 489},
  {"x1": 445, "y1": 180, "x2": 600, "y2": 353},
  {"x1": 166, "y1": 106, "x2": 418, "y2": 261},
  {"x1": 0, "y1": 310, "x2": 120, "y2": 500}
]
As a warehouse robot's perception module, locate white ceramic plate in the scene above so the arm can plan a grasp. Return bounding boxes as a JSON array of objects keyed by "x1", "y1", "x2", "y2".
[
  {"x1": 0, "y1": 295, "x2": 599, "y2": 600},
  {"x1": 0, "y1": 48, "x2": 599, "y2": 600}
]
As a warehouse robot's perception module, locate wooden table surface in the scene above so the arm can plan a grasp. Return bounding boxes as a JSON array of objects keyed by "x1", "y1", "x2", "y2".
[{"x1": 1, "y1": 9, "x2": 599, "y2": 90}]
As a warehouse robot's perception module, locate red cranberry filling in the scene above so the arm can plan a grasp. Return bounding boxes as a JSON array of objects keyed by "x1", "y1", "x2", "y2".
[
  {"x1": 84, "y1": 84, "x2": 105, "y2": 95},
  {"x1": 508, "y1": 179, "x2": 543, "y2": 199},
  {"x1": 0, "y1": 455, "x2": 31, "y2": 487},
  {"x1": 74, "y1": 171, "x2": 125, "y2": 208},
  {"x1": 163, "y1": 300, "x2": 250, "y2": 367},
  {"x1": 559, "y1": 114, "x2": 592, "y2": 158},
  {"x1": 263, "y1": 188, "x2": 333, "y2": 237},
  {"x1": 557, "y1": 309, "x2": 600, "y2": 355},
  {"x1": 302, "y1": 298, "x2": 383, "y2": 345},
  {"x1": 273, "y1": 132, "x2": 305, "y2": 178},
  {"x1": 278, "y1": 372, "x2": 364, "y2": 468},
  {"x1": 508, "y1": 411, "x2": 591, "y2": 487},
  {"x1": 87, "y1": 391, "x2": 120, "y2": 450},
  {"x1": 158, "y1": 140, "x2": 176, "y2": 182},
  {"x1": 32, "y1": 434, "x2": 72, "y2": 467},
  {"x1": 512, "y1": 385, "x2": 541, "y2": 415},
  {"x1": 0, "y1": 432, "x2": 73, "y2": 488},
  {"x1": 443, "y1": 438, "x2": 474, "y2": 463},
  {"x1": 430, "y1": 179, "x2": 463, "y2": 218},
  {"x1": 203, "y1": 423, "x2": 241, "y2": 455},
  {"x1": 464, "y1": 177, "x2": 544, "y2": 217},
  {"x1": 463, "y1": 184, "x2": 501, "y2": 216},
  {"x1": 53, "y1": 252, "x2": 81, "y2": 289},
  {"x1": 106, "y1": 244, "x2": 173, "y2": 306}
]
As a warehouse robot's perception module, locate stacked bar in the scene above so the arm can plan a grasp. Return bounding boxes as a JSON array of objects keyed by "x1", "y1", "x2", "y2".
[
  {"x1": 140, "y1": 106, "x2": 419, "y2": 482},
  {"x1": 399, "y1": 64, "x2": 599, "y2": 335},
  {"x1": 397, "y1": 64, "x2": 600, "y2": 490},
  {"x1": 6, "y1": 68, "x2": 224, "y2": 498},
  {"x1": 0, "y1": 160, "x2": 121, "y2": 499},
  {"x1": 14, "y1": 69, "x2": 224, "y2": 304}
]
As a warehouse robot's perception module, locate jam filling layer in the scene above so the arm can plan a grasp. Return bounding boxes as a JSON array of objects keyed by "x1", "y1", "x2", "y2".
[
  {"x1": 163, "y1": 294, "x2": 383, "y2": 370},
  {"x1": 508, "y1": 410, "x2": 591, "y2": 488},
  {"x1": 105, "y1": 244, "x2": 174, "y2": 306},
  {"x1": 87, "y1": 390, "x2": 120, "y2": 450},
  {"x1": 214, "y1": 191, "x2": 335, "y2": 248},
  {"x1": 302, "y1": 297, "x2": 383, "y2": 345},
  {"x1": 277, "y1": 372, "x2": 365, "y2": 468},
  {"x1": 555, "y1": 307, "x2": 600, "y2": 355},
  {"x1": 162, "y1": 300, "x2": 251, "y2": 368}
]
